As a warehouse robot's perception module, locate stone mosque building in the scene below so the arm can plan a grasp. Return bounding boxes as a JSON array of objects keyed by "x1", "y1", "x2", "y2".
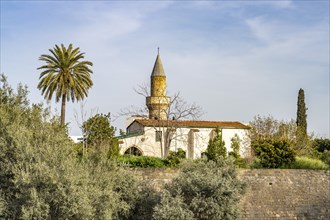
[{"x1": 118, "y1": 52, "x2": 250, "y2": 159}]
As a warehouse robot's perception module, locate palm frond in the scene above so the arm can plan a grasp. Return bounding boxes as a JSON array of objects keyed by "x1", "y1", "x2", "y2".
[{"x1": 37, "y1": 43, "x2": 93, "y2": 124}]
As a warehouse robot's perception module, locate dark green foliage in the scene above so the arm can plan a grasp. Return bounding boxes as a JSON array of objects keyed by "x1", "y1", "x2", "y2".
[
  {"x1": 117, "y1": 155, "x2": 167, "y2": 168},
  {"x1": 295, "y1": 89, "x2": 308, "y2": 154},
  {"x1": 320, "y1": 150, "x2": 330, "y2": 166},
  {"x1": 165, "y1": 148, "x2": 186, "y2": 167},
  {"x1": 117, "y1": 151, "x2": 187, "y2": 168},
  {"x1": 154, "y1": 159, "x2": 246, "y2": 220},
  {"x1": 296, "y1": 88, "x2": 307, "y2": 136},
  {"x1": 206, "y1": 128, "x2": 226, "y2": 161},
  {"x1": 82, "y1": 113, "x2": 119, "y2": 158},
  {"x1": 252, "y1": 138, "x2": 296, "y2": 168},
  {"x1": 83, "y1": 113, "x2": 115, "y2": 145},
  {"x1": 313, "y1": 138, "x2": 330, "y2": 153},
  {"x1": 312, "y1": 138, "x2": 330, "y2": 165}
]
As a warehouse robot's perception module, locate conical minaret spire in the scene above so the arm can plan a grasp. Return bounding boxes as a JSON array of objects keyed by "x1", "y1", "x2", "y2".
[
  {"x1": 151, "y1": 53, "x2": 165, "y2": 76},
  {"x1": 146, "y1": 50, "x2": 170, "y2": 120}
]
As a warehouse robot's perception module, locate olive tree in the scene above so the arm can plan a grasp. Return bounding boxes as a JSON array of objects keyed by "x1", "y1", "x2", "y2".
[
  {"x1": 154, "y1": 159, "x2": 246, "y2": 220},
  {"x1": 0, "y1": 75, "x2": 144, "y2": 219}
]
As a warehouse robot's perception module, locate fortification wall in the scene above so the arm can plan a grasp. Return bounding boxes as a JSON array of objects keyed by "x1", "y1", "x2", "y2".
[{"x1": 130, "y1": 168, "x2": 330, "y2": 220}]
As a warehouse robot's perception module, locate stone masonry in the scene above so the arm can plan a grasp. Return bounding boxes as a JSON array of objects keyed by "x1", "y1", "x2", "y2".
[{"x1": 130, "y1": 168, "x2": 330, "y2": 220}]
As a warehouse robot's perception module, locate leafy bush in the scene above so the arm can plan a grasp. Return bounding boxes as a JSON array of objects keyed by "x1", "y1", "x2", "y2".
[
  {"x1": 116, "y1": 155, "x2": 166, "y2": 168},
  {"x1": 282, "y1": 157, "x2": 329, "y2": 170},
  {"x1": 252, "y1": 138, "x2": 296, "y2": 168},
  {"x1": 313, "y1": 138, "x2": 330, "y2": 152},
  {"x1": 206, "y1": 128, "x2": 226, "y2": 161},
  {"x1": 127, "y1": 185, "x2": 160, "y2": 220},
  {"x1": 153, "y1": 191, "x2": 194, "y2": 220},
  {"x1": 154, "y1": 158, "x2": 246, "y2": 220},
  {"x1": 320, "y1": 150, "x2": 330, "y2": 166},
  {"x1": 117, "y1": 150, "x2": 187, "y2": 168},
  {"x1": 165, "y1": 148, "x2": 186, "y2": 167},
  {"x1": 82, "y1": 113, "x2": 119, "y2": 158},
  {"x1": 312, "y1": 138, "x2": 330, "y2": 166}
]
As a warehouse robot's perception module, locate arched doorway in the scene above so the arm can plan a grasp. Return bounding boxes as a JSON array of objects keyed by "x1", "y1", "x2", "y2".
[{"x1": 124, "y1": 146, "x2": 143, "y2": 156}]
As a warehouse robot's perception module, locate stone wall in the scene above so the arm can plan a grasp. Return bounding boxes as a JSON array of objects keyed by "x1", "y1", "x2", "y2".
[
  {"x1": 239, "y1": 169, "x2": 330, "y2": 219},
  {"x1": 130, "y1": 168, "x2": 330, "y2": 220}
]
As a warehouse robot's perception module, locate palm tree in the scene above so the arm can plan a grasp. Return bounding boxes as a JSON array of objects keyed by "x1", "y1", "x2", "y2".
[{"x1": 37, "y1": 44, "x2": 93, "y2": 126}]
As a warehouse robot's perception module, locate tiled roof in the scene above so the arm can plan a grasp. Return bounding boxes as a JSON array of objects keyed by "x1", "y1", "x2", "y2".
[{"x1": 133, "y1": 119, "x2": 250, "y2": 129}]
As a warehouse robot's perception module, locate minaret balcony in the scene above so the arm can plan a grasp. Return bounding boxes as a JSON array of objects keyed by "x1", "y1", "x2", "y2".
[{"x1": 146, "y1": 96, "x2": 170, "y2": 105}]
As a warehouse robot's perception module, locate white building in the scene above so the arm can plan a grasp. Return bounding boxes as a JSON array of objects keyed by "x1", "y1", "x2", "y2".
[
  {"x1": 118, "y1": 51, "x2": 250, "y2": 159},
  {"x1": 70, "y1": 135, "x2": 84, "y2": 143}
]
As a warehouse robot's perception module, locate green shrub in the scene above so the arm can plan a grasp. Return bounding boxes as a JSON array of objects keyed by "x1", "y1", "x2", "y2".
[
  {"x1": 252, "y1": 138, "x2": 296, "y2": 168},
  {"x1": 250, "y1": 158, "x2": 263, "y2": 169},
  {"x1": 320, "y1": 150, "x2": 330, "y2": 166},
  {"x1": 127, "y1": 185, "x2": 160, "y2": 220},
  {"x1": 232, "y1": 157, "x2": 249, "y2": 168},
  {"x1": 153, "y1": 191, "x2": 194, "y2": 220},
  {"x1": 154, "y1": 158, "x2": 246, "y2": 220},
  {"x1": 313, "y1": 138, "x2": 330, "y2": 153},
  {"x1": 282, "y1": 157, "x2": 329, "y2": 170},
  {"x1": 206, "y1": 128, "x2": 226, "y2": 161},
  {"x1": 165, "y1": 148, "x2": 186, "y2": 167},
  {"x1": 313, "y1": 139, "x2": 330, "y2": 166},
  {"x1": 117, "y1": 155, "x2": 166, "y2": 168}
]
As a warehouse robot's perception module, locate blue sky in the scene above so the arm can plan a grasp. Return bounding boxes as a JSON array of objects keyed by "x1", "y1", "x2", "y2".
[{"x1": 1, "y1": 1, "x2": 329, "y2": 137}]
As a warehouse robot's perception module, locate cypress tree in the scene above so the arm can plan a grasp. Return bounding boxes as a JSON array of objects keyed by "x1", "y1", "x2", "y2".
[
  {"x1": 296, "y1": 88, "x2": 307, "y2": 136},
  {"x1": 206, "y1": 128, "x2": 226, "y2": 160}
]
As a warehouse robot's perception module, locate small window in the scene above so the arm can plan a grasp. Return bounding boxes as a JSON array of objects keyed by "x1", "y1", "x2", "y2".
[
  {"x1": 156, "y1": 131, "x2": 162, "y2": 142},
  {"x1": 201, "y1": 152, "x2": 208, "y2": 159}
]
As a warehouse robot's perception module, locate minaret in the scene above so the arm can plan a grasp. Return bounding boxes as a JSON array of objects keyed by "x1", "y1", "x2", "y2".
[{"x1": 146, "y1": 49, "x2": 170, "y2": 120}]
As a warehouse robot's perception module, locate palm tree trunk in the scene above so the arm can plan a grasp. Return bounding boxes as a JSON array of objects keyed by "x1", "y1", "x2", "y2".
[{"x1": 61, "y1": 94, "x2": 66, "y2": 126}]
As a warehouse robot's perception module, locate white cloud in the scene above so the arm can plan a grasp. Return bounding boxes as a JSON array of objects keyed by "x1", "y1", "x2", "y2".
[
  {"x1": 1, "y1": 1, "x2": 328, "y2": 137},
  {"x1": 268, "y1": 1, "x2": 293, "y2": 9},
  {"x1": 245, "y1": 16, "x2": 274, "y2": 43}
]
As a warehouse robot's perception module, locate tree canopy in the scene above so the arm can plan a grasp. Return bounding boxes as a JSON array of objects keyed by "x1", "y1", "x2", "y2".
[
  {"x1": 154, "y1": 159, "x2": 246, "y2": 220},
  {"x1": 37, "y1": 44, "x2": 93, "y2": 125},
  {"x1": 82, "y1": 113, "x2": 119, "y2": 157},
  {"x1": 296, "y1": 88, "x2": 307, "y2": 136}
]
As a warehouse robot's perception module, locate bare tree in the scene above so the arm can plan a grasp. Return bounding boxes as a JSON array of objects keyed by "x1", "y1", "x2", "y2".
[
  {"x1": 74, "y1": 101, "x2": 99, "y2": 157},
  {"x1": 116, "y1": 83, "x2": 203, "y2": 158},
  {"x1": 248, "y1": 115, "x2": 297, "y2": 142}
]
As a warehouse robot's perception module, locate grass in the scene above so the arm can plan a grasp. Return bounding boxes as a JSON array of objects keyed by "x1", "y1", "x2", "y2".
[
  {"x1": 282, "y1": 156, "x2": 329, "y2": 170},
  {"x1": 116, "y1": 155, "x2": 167, "y2": 168}
]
